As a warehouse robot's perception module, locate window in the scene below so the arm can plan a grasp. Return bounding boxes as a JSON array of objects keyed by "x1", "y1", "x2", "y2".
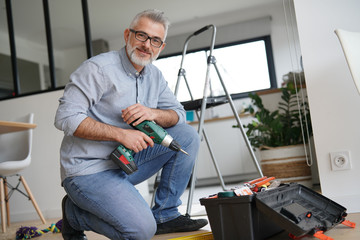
[
  {"x1": 153, "y1": 36, "x2": 276, "y2": 102},
  {"x1": 0, "y1": 0, "x2": 89, "y2": 101}
]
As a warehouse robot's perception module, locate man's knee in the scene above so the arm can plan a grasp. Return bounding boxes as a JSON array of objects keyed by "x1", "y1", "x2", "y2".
[
  {"x1": 130, "y1": 221, "x2": 156, "y2": 240},
  {"x1": 172, "y1": 123, "x2": 200, "y2": 147},
  {"x1": 185, "y1": 123, "x2": 200, "y2": 140},
  {"x1": 183, "y1": 124, "x2": 200, "y2": 152},
  {"x1": 112, "y1": 215, "x2": 156, "y2": 240}
]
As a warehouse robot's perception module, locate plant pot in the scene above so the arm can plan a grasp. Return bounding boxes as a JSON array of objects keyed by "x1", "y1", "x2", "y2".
[{"x1": 260, "y1": 144, "x2": 312, "y2": 188}]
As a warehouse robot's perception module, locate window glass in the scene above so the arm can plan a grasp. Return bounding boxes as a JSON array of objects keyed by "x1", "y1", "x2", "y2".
[
  {"x1": 0, "y1": 54, "x2": 14, "y2": 98},
  {"x1": 154, "y1": 38, "x2": 273, "y2": 102},
  {"x1": 49, "y1": 0, "x2": 86, "y2": 88},
  {"x1": 211, "y1": 40, "x2": 271, "y2": 94},
  {"x1": 0, "y1": 7, "x2": 13, "y2": 98},
  {"x1": 0, "y1": 0, "x2": 46, "y2": 97}
]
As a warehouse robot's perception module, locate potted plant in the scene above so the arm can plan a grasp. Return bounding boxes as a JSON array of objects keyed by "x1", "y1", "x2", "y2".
[{"x1": 235, "y1": 72, "x2": 314, "y2": 186}]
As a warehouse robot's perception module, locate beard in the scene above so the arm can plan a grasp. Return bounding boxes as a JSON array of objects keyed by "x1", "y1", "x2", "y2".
[{"x1": 126, "y1": 39, "x2": 161, "y2": 67}]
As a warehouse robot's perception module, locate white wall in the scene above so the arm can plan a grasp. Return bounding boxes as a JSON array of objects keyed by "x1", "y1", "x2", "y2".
[{"x1": 294, "y1": 0, "x2": 360, "y2": 213}]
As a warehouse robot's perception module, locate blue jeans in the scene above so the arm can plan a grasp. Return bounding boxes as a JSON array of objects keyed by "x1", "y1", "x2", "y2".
[{"x1": 62, "y1": 123, "x2": 200, "y2": 240}]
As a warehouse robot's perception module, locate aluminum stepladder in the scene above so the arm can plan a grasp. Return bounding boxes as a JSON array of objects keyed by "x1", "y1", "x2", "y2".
[
  {"x1": 176, "y1": 25, "x2": 263, "y2": 215},
  {"x1": 151, "y1": 24, "x2": 263, "y2": 216}
]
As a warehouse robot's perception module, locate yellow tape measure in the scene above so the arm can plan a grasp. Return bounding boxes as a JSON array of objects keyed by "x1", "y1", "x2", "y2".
[{"x1": 169, "y1": 232, "x2": 213, "y2": 240}]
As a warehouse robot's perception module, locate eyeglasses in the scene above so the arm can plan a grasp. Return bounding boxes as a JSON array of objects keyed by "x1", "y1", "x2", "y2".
[{"x1": 129, "y1": 29, "x2": 164, "y2": 48}]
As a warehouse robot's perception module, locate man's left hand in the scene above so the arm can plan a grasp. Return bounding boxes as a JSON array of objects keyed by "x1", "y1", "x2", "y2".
[{"x1": 122, "y1": 103, "x2": 155, "y2": 126}]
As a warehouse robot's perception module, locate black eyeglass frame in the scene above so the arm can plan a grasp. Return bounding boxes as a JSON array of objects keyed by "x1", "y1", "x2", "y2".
[{"x1": 129, "y1": 29, "x2": 164, "y2": 48}]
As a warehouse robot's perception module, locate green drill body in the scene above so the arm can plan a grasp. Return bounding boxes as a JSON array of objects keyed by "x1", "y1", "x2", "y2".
[{"x1": 110, "y1": 120, "x2": 187, "y2": 175}]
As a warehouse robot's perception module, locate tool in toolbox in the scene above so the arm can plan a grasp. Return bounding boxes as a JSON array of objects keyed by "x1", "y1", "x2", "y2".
[
  {"x1": 244, "y1": 176, "x2": 275, "y2": 192},
  {"x1": 233, "y1": 185, "x2": 254, "y2": 196},
  {"x1": 203, "y1": 176, "x2": 277, "y2": 198},
  {"x1": 232, "y1": 176, "x2": 276, "y2": 196},
  {"x1": 110, "y1": 120, "x2": 188, "y2": 174}
]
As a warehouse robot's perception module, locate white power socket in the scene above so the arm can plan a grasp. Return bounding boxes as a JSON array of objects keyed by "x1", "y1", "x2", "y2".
[{"x1": 330, "y1": 151, "x2": 352, "y2": 171}]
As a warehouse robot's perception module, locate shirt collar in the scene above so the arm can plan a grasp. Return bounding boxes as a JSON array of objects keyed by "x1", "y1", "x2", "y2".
[{"x1": 119, "y1": 47, "x2": 150, "y2": 77}]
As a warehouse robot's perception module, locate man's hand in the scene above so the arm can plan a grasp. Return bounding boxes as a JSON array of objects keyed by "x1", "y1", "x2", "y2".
[
  {"x1": 122, "y1": 103, "x2": 179, "y2": 127},
  {"x1": 120, "y1": 128, "x2": 154, "y2": 153},
  {"x1": 122, "y1": 103, "x2": 155, "y2": 126}
]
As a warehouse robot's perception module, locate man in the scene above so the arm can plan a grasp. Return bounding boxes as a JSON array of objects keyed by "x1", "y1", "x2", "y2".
[{"x1": 55, "y1": 9, "x2": 208, "y2": 240}]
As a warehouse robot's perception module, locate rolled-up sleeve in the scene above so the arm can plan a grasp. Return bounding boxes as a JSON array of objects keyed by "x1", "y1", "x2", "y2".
[{"x1": 54, "y1": 61, "x2": 105, "y2": 136}]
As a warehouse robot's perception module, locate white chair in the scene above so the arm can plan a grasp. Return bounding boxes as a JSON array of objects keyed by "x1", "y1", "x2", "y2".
[
  {"x1": 334, "y1": 29, "x2": 360, "y2": 94},
  {"x1": 0, "y1": 113, "x2": 46, "y2": 233}
]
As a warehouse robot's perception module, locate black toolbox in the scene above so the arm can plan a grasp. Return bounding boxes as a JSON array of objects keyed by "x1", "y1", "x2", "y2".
[
  {"x1": 200, "y1": 183, "x2": 347, "y2": 240},
  {"x1": 199, "y1": 193, "x2": 283, "y2": 240}
]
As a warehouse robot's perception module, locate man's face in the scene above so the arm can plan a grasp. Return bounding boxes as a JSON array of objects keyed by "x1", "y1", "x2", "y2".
[{"x1": 124, "y1": 17, "x2": 166, "y2": 69}]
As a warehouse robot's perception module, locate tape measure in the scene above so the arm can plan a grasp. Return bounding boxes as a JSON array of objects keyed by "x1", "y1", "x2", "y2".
[{"x1": 169, "y1": 232, "x2": 213, "y2": 240}]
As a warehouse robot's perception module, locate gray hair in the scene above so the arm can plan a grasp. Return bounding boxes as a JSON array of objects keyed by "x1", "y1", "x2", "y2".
[{"x1": 130, "y1": 9, "x2": 170, "y2": 40}]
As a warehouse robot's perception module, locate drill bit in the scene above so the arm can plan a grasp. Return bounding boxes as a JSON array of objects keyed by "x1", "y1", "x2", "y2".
[{"x1": 180, "y1": 148, "x2": 189, "y2": 155}]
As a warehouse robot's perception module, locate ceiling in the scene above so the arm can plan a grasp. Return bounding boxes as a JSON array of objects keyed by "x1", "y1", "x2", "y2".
[{"x1": 0, "y1": 0, "x2": 280, "y2": 50}]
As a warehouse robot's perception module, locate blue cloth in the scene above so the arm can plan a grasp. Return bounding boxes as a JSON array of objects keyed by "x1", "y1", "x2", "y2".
[
  {"x1": 55, "y1": 47, "x2": 186, "y2": 182},
  {"x1": 63, "y1": 123, "x2": 199, "y2": 239},
  {"x1": 55, "y1": 47, "x2": 200, "y2": 239}
]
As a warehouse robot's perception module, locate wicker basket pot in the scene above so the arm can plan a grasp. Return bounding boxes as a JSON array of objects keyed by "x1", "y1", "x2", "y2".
[{"x1": 260, "y1": 144, "x2": 312, "y2": 187}]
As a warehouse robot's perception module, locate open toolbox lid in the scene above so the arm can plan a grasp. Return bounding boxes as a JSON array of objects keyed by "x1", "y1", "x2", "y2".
[{"x1": 255, "y1": 183, "x2": 348, "y2": 237}]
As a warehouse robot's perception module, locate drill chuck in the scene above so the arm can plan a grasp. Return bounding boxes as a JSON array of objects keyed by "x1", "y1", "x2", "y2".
[
  {"x1": 161, "y1": 135, "x2": 188, "y2": 155},
  {"x1": 160, "y1": 134, "x2": 174, "y2": 148},
  {"x1": 169, "y1": 140, "x2": 181, "y2": 152}
]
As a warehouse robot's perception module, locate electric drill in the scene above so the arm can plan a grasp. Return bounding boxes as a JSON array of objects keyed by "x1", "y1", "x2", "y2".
[{"x1": 110, "y1": 120, "x2": 188, "y2": 175}]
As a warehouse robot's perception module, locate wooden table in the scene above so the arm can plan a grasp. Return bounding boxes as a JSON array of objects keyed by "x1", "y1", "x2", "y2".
[{"x1": 0, "y1": 120, "x2": 37, "y2": 134}]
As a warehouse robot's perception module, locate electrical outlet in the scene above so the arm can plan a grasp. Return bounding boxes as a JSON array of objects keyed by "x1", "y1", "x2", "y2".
[{"x1": 330, "y1": 151, "x2": 352, "y2": 171}]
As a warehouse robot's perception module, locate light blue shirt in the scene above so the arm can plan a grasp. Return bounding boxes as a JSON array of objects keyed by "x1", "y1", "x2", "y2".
[{"x1": 55, "y1": 47, "x2": 186, "y2": 182}]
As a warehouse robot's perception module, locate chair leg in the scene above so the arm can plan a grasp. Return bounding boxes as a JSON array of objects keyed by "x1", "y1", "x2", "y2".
[
  {"x1": 20, "y1": 176, "x2": 46, "y2": 224},
  {"x1": 0, "y1": 178, "x2": 6, "y2": 233},
  {"x1": 3, "y1": 178, "x2": 10, "y2": 227}
]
